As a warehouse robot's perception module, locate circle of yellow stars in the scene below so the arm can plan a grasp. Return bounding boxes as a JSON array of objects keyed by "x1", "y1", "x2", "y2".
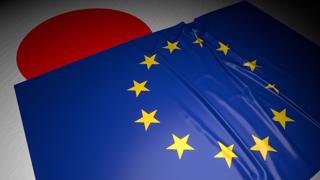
[{"x1": 126, "y1": 32, "x2": 296, "y2": 168}]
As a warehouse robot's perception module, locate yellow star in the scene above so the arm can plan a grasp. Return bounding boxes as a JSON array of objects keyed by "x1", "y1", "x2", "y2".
[
  {"x1": 163, "y1": 41, "x2": 181, "y2": 54},
  {"x1": 243, "y1": 60, "x2": 257, "y2": 72},
  {"x1": 193, "y1": 34, "x2": 204, "y2": 47},
  {"x1": 135, "y1": 109, "x2": 160, "y2": 131},
  {"x1": 166, "y1": 134, "x2": 194, "y2": 159},
  {"x1": 214, "y1": 141, "x2": 238, "y2": 168},
  {"x1": 139, "y1": 54, "x2": 159, "y2": 70},
  {"x1": 271, "y1": 108, "x2": 294, "y2": 129},
  {"x1": 265, "y1": 84, "x2": 279, "y2": 94},
  {"x1": 127, "y1": 80, "x2": 149, "y2": 97},
  {"x1": 250, "y1": 135, "x2": 277, "y2": 160},
  {"x1": 216, "y1": 41, "x2": 229, "y2": 55}
]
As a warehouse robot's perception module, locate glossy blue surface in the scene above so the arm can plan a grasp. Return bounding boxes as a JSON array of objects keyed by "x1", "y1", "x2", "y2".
[{"x1": 15, "y1": 2, "x2": 320, "y2": 179}]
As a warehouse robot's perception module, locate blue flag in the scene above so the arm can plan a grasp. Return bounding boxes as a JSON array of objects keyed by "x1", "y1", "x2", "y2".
[{"x1": 15, "y1": 2, "x2": 320, "y2": 179}]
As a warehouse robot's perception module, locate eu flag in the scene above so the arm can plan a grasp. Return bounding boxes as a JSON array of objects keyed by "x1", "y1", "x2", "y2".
[{"x1": 15, "y1": 2, "x2": 320, "y2": 179}]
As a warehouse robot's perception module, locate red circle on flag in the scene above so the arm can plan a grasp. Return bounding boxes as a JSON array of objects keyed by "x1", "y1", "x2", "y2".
[{"x1": 17, "y1": 9, "x2": 152, "y2": 79}]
